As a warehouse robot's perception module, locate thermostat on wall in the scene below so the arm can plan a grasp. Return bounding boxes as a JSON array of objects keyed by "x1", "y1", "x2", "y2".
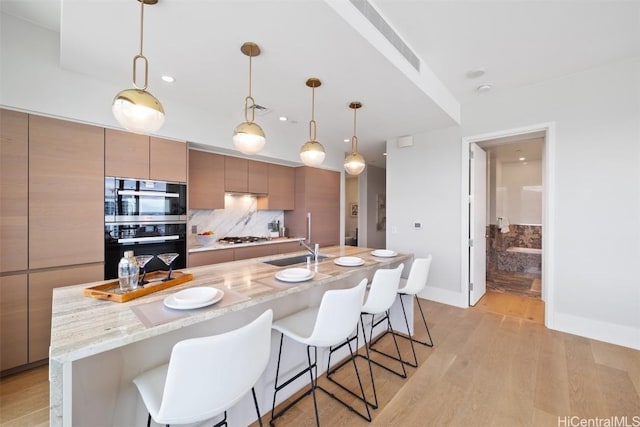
[{"x1": 413, "y1": 222, "x2": 422, "y2": 229}]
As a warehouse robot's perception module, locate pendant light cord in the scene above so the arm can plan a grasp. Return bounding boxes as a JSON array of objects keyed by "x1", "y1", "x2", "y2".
[
  {"x1": 244, "y1": 50, "x2": 256, "y2": 122},
  {"x1": 309, "y1": 85, "x2": 317, "y2": 141},
  {"x1": 132, "y1": 0, "x2": 149, "y2": 91},
  {"x1": 351, "y1": 107, "x2": 358, "y2": 154}
]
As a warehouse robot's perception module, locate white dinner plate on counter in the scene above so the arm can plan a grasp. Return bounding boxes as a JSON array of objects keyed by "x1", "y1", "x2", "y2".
[
  {"x1": 334, "y1": 256, "x2": 365, "y2": 267},
  {"x1": 371, "y1": 249, "x2": 398, "y2": 258},
  {"x1": 275, "y1": 268, "x2": 315, "y2": 283},
  {"x1": 164, "y1": 287, "x2": 224, "y2": 310}
]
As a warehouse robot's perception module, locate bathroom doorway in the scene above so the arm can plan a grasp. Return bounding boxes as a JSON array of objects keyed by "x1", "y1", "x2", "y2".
[
  {"x1": 462, "y1": 122, "x2": 555, "y2": 326},
  {"x1": 481, "y1": 136, "x2": 544, "y2": 299}
]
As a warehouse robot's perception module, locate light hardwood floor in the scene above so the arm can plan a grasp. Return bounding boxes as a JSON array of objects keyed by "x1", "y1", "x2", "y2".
[{"x1": 2, "y1": 292, "x2": 638, "y2": 427}]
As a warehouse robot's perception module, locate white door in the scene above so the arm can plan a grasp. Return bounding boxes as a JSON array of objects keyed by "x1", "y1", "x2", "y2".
[{"x1": 469, "y1": 143, "x2": 487, "y2": 306}]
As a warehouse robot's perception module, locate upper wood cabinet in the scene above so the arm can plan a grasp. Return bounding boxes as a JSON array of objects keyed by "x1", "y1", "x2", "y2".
[
  {"x1": 150, "y1": 136, "x2": 187, "y2": 183},
  {"x1": 248, "y1": 160, "x2": 268, "y2": 194},
  {"x1": 0, "y1": 109, "x2": 29, "y2": 273},
  {"x1": 258, "y1": 163, "x2": 295, "y2": 211},
  {"x1": 29, "y1": 115, "x2": 104, "y2": 269},
  {"x1": 224, "y1": 157, "x2": 268, "y2": 194},
  {"x1": 284, "y1": 167, "x2": 340, "y2": 247},
  {"x1": 105, "y1": 129, "x2": 187, "y2": 182},
  {"x1": 188, "y1": 150, "x2": 225, "y2": 210}
]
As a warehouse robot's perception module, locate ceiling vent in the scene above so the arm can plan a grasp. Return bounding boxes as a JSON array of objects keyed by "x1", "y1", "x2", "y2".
[
  {"x1": 248, "y1": 104, "x2": 271, "y2": 116},
  {"x1": 348, "y1": 0, "x2": 420, "y2": 72}
]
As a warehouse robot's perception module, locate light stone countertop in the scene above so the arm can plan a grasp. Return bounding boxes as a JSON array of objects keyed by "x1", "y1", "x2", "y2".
[
  {"x1": 188, "y1": 236, "x2": 305, "y2": 253},
  {"x1": 49, "y1": 245, "x2": 412, "y2": 364}
]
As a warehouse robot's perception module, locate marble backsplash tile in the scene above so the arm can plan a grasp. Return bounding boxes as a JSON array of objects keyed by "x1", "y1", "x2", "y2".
[{"x1": 188, "y1": 195, "x2": 283, "y2": 244}]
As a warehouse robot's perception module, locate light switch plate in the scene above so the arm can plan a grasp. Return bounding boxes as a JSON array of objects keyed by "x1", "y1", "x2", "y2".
[
  {"x1": 191, "y1": 225, "x2": 198, "y2": 234},
  {"x1": 413, "y1": 222, "x2": 422, "y2": 229}
]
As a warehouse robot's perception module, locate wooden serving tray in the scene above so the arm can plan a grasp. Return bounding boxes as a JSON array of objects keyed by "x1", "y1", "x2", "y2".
[{"x1": 83, "y1": 271, "x2": 193, "y2": 303}]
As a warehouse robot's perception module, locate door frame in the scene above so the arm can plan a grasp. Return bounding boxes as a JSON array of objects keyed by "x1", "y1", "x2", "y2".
[{"x1": 460, "y1": 122, "x2": 556, "y2": 328}]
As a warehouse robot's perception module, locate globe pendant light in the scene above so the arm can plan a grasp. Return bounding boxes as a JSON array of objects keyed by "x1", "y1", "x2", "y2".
[
  {"x1": 233, "y1": 42, "x2": 266, "y2": 155},
  {"x1": 300, "y1": 78, "x2": 326, "y2": 167},
  {"x1": 112, "y1": 0, "x2": 165, "y2": 135},
  {"x1": 344, "y1": 102, "x2": 366, "y2": 175}
]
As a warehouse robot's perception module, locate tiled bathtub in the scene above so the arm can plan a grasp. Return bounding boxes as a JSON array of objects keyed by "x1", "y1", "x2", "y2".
[{"x1": 498, "y1": 246, "x2": 542, "y2": 273}]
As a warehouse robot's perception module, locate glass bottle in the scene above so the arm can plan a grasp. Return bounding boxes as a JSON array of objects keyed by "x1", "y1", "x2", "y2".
[{"x1": 118, "y1": 250, "x2": 139, "y2": 292}]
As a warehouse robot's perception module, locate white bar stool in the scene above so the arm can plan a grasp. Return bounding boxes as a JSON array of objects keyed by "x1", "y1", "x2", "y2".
[
  {"x1": 326, "y1": 263, "x2": 405, "y2": 410},
  {"x1": 133, "y1": 309, "x2": 273, "y2": 427},
  {"x1": 370, "y1": 255, "x2": 434, "y2": 368},
  {"x1": 270, "y1": 279, "x2": 369, "y2": 426}
]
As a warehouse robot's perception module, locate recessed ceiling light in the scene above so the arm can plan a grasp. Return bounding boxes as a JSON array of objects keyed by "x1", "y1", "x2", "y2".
[
  {"x1": 344, "y1": 139, "x2": 350, "y2": 143},
  {"x1": 519, "y1": 157, "x2": 526, "y2": 161},
  {"x1": 383, "y1": 152, "x2": 387, "y2": 156},
  {"x1": 476, "y1": 84, "x2": 492, "y2": 93},
  {"x1": 279, "y1": 116, "x2": 288, "y2": 121},
  {"x1": 161, "y1": 75, "x2": 175, "y2": 83},
  {"x1": 467, "y1": 68, "x2": 486, "y2": 79}
]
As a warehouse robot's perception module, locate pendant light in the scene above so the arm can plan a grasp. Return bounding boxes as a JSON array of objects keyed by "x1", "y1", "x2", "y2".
[
  {"x1": 344, "y1": 102, "x2": 366, "y2": 175},
  {"x1": 233, "y1": 42, "x2": 266, "y2": 155},
  {"x1": 300, "y1": 78, "x2": 326, "y2": 167},
  {"x1": 112, "y1": 0, "x2": 165, "y2": 135}
]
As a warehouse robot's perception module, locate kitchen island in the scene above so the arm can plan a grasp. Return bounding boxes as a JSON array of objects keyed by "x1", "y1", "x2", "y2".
[{"x1": 49, "y1": 245, "x2": 412, "y2": 426}]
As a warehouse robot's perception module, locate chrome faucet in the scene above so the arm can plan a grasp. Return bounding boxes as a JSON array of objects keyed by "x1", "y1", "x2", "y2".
[{"x1": 300, "y1": 241, "x2": 319, "y2": 261}]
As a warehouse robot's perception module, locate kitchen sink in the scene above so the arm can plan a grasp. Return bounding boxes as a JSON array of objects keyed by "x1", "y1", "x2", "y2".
[{"x1": 264, "y1": 254, "x2": 329, "y2": 267}]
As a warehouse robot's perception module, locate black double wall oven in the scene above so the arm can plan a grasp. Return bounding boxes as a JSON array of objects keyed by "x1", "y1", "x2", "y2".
[{"x1": 104, "y1": 177, "x2": 187, "y2": 280}]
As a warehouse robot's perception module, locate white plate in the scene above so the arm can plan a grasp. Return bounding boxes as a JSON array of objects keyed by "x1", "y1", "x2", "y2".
[
  {"x1": 275, "y1": 268, "x2": 314, "y2": 283},
  {"x1": 164, "y1": 288, "x2": 224, "y2": 310},
  {"x1": 173, "y1": 287, "x2": 218, "y2": 304},
  {"x1": 371, "y1": 249, "x2": 398, "y2": 258},
  {"x1": 334, "y1": 256, "x2": 365, "y2": 267}
]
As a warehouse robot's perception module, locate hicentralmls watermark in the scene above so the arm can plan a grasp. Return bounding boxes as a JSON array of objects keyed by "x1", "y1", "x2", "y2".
[{"x1": 557, "y1": 416, "x2": 640, "y2": 427}]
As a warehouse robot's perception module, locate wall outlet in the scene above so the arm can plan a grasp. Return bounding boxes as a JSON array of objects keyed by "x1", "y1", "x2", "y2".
[
  {"x1": 391, "y1": 226, "x2": 398, "y2": 234},
  {"x1": 191, "y1": 225, "x2": 198, "y2": 234}
]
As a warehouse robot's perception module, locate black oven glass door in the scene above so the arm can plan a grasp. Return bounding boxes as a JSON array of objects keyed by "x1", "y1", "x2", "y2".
[
  {"x1": 105, "y1": 177, "x2": 186, "y2": 222},
  {"x1": 104, "y1": 223, "x2": 187, "y2": 280}
]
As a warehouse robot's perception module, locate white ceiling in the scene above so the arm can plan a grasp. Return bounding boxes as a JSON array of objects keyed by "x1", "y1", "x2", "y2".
[{"x1": 2, "y1": 0, "x2": 639, "y2": 169}]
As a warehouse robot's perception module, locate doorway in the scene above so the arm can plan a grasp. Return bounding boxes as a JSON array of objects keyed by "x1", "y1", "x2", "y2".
[{"x1": 461, "y1": 123, "x2": 555, "y2": 327}]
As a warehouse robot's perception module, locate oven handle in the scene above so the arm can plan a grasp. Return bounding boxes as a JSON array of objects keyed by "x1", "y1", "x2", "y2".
[
  {"x1": 117, "y1": 235, "x2": 181, "y2": 244},
  {"x1": 117, "y1": 190, "x2": 180, "y2": 198}
]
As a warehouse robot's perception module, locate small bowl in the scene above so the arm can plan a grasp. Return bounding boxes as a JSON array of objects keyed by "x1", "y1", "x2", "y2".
[{"x1": 195, "y1": 234, "x2": 216, "y2": 246}]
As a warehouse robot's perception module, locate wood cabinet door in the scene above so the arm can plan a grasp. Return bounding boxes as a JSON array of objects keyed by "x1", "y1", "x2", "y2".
[
  {"x1": 234, "y1": 245, "x2": 277, "y2": 260},
  {"x1": 29, "y1": 116, "x2": 104, "y2": 269},
  {"x1": 0, "y1": 109, "x2": 28, "y2": 273},
  {"x1": 224, "y1": 156, "x2": 248, "y2": 192},
  {"x1": 188, "y1": 249, "x2": 234, "y2": 267},
  {"x1": 28, "y1": 264, "x2": 103, "y2": 362},
  {"x1": 306, "y1": 168, "x2": 340, "y2": 246},
  {"x1": 188, "y1": 150, "x2": 224, "y2": 209},
  {"x1": 248, "y1": 160, "x2": 268, "y2": 194},
  {"x1": 259, "y1": 164, "x2": 294, "y2": 210},
  {"x1": 276, "y1": 241, "x2": 303, "y2": 254},
  {"x1": 284, "y1": 167, "x2": 340, "y2": 246},
  {"x1": 105, "y1": 128, "x2": 149, "y2": 179},
  {"x1": 0, "y1": 274, "x2": 28, "y2": 371},
  {"x1": 150, "y1": 137, "x2": 187, "y2": 183}
]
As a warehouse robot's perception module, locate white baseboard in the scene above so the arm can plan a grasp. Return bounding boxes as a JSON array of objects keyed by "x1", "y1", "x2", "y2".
[
  {"x1": 552, "y1": 312, "x2": 640, "y2": 350},
  {"x1": 419, "y1": 285, "x2": 468, "y2": 308}
]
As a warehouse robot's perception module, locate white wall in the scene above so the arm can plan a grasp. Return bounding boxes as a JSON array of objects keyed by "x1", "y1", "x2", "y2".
[
  {"x1": 388, "y1": 57, "x2": 640, "y2": 348},
  {"x1": 386, "y1": 127, "x2": 465, "y2": 306},
  {"x1": 496, "y1": 160, "x2": 542, "y2": 225}
]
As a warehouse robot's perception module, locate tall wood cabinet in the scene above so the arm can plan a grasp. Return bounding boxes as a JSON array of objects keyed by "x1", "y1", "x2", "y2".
[
  {"x1": 105, "y1": 129, "x2": 187, "y2": 182},
  {"x1": 284, "y1": 167, "x2": 340, "y2": 247},
  {"x1": 0, "y1": 274, "x2": 28, "y2": 371},
  {"x1": 29, "y1": 115, "x2": 105, "y2": 269},
  {"x1": 188, "y1": 150, "x2": 225, "y2": 209},
  {"x1": 0, "y1": 109, "x2": 28, "y2": 273}
]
